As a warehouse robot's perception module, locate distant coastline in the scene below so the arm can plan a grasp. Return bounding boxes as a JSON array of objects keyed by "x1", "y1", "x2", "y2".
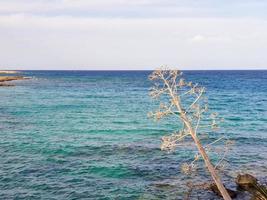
[
  {"x1": 0, "y1": 71, "x2": 28, "y2": 86},
  {"x1": 0, "y1": 70, "x2": 20, "y2": 74}
]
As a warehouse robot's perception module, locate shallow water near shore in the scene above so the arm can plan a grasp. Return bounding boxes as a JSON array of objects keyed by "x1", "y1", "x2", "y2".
[{"x1": 0, "y1": 70, "x2": 266, "y2": 199}]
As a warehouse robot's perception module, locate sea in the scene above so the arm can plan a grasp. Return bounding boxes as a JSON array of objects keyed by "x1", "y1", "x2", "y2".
[{"x1": 0, "y1": 70, "x2": 266, "y2": 199}]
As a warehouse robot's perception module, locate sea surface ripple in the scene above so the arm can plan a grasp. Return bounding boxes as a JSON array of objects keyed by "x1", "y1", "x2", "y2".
[{"x1": 0, "y1": 70, "x2": 266, "y2": 199}]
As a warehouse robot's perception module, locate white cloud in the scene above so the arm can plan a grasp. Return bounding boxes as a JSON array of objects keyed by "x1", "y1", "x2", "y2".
[
  {"x1": 0, "y1": 0, "x2": 267, "y2": 69},
  {"x1": 0, "y1": 14, "x2": 266, "y2": 69},
  {"x1": 189, "y1": 34, "x2": 234, "y2": 44},
  {"x1": 190, "y1": 35, "x2": 206, "y2": 42}
]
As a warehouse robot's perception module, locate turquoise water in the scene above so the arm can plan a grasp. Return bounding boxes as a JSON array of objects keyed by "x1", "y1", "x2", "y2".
[{"x1": 0, "y1": 70, "x2": 266, "y2": 199}]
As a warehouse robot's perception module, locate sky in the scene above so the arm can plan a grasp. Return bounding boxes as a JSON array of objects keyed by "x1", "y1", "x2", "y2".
[{"x1": 0, "y1": 0, "x2": 267, "y2": 70}]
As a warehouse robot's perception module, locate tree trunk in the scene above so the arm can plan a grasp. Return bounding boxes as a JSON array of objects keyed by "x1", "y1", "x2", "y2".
[
  {"x1": 168, "y1": 85, "x2": 232, "y2": 200},
  {"x1": 183, "y1": 116, "x2": 232, "y2": 200},
  {"x1": 191, "y1": 133, "x2": 232, "y2": 200}
]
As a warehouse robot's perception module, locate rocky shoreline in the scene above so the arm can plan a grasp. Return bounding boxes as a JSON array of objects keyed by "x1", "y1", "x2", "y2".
[
  {"x1": 0, "y1": 76, "x2": 25, "y2": 82},
  {"x1": 0, "y1": 70, "x2": 19, "y2": 74},
  {"x1": 184, "y1": 174, "x2": 267, "y2": 200},
  {"x1": 0, "y1": 70, "x2": 29, "y2": 87},
  {"x1": 0, "y1": 75, "x2": 28, "y2": 87}
]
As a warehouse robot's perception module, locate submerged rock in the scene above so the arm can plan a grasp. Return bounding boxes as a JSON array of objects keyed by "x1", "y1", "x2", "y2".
[
  {"x1": 210, "y1": 183, "x2": 238, "y2": 198},
  {"x1": 0, "y1": 83, "x2": 15, "y2": 87}
]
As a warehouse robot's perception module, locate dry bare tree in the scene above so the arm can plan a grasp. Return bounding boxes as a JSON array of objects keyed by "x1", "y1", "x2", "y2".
[{"x1": 148, "y1": 68, "x2": 232, "y2": 200}]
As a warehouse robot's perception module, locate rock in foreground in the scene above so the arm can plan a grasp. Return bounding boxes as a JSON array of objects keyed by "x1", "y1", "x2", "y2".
[{"x1": 236, "y1": 174, "x2": 267, "y2": 200}]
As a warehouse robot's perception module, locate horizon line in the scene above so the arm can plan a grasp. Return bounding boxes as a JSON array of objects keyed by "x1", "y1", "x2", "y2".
[{"x1": 1, "y1": 69, "x2": 266, "y2": 71}]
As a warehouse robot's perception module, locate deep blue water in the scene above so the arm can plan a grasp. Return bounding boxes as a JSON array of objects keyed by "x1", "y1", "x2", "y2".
[{"x1": 0, "y1": 70, "x2": 266, "y2": 199}]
